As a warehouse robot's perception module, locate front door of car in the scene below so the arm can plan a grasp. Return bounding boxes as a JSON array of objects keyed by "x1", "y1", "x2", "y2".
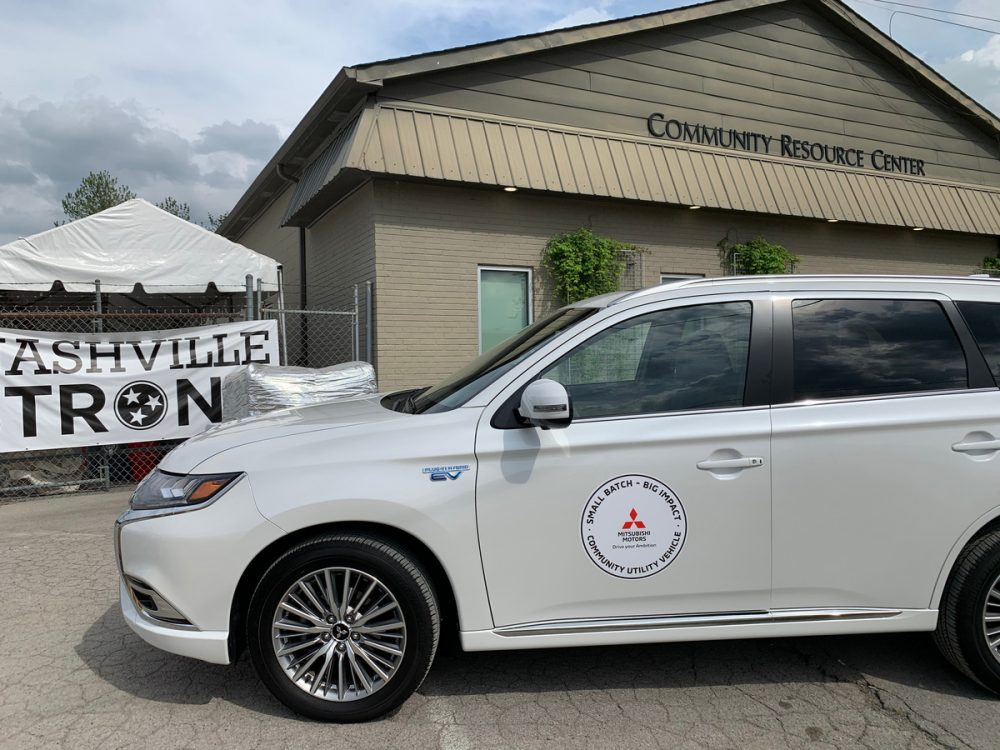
[{"x1": 475, "y1": 295, "x2": 773, "y2": 628}]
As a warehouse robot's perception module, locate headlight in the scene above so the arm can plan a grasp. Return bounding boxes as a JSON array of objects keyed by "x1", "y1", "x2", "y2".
[{"x1": 130, "y1": 469, "x2": 241, "y2": 511}]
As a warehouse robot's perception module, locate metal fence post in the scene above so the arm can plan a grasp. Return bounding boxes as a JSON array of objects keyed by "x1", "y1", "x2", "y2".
[
  {"x1": 93, "y1": 279, "x2": 103, "y2": 333},
  {"x1": 276, "y1": 266, "x2": 288, "y2": 367},
  {"x1": 353, "y1": 284, "x2": 360, "y2": 361},
  {"x1": 365, "y1": 280, "x2": 373, "y2": 364},
  {"x1": 245, "y1": 274, "x2": 254, "y2": 321},
  {"x1": 256, "y1": 277, "x2": 263, "y2": 320}
]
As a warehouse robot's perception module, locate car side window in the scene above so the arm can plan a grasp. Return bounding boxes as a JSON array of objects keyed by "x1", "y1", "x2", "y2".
[
  {"x1": 792, "y1": 298, "x2": 967, "y2": 401},
  {"x1": 541, "y1": 301, "x2": 752, "y2": 419},
  {"x1": 956, "y1": 301, "x2": 1000, "y2": 385}
]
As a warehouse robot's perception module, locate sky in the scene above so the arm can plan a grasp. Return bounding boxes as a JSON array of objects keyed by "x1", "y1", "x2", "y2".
[{"x1": 0, "y1": 0, "x2": 997, "y2": 241}]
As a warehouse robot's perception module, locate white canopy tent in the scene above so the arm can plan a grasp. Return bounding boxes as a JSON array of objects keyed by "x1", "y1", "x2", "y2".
[{"x1": 0, "y1": 199, "x2": 280, "y2": 294}]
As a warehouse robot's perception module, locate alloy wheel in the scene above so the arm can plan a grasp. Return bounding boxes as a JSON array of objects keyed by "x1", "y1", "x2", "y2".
[{"x1": 271, "y1": 566, "x2": 407, "y2": 702}]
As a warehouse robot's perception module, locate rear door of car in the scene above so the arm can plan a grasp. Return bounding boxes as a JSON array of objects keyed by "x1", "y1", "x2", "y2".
[{"x1": 769, "y1": 290, "x2": 1000, "y2": 612}]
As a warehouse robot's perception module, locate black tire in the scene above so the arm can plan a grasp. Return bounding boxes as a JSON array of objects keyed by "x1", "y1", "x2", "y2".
[
  {"x1": 934, "y1": 529, "x2": 1000, "y2": 694},
  {"x1": 247, "y1": 534, "x2": 440, "y2": 722}
]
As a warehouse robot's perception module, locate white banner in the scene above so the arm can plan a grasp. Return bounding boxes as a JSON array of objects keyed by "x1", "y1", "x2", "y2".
[{"x1": 0, "y1": 320, "x2": 279, "y2": 452}]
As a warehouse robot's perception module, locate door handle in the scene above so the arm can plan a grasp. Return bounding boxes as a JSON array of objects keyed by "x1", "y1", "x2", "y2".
[
  {"x1": 952, "y1": 439, "x2": 1000, "y2": 453},
  {"x1": 696, "y1": 457, "x2": 765, "y2": 471}
]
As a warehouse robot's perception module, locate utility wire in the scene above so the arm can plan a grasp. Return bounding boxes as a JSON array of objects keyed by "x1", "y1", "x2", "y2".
[
  {"x1": 852, "y1": 0, "x2": 1000, "y2": 35},
  {"x1": 866, "y1": 0, "x2": 1000, "y2": 26}
]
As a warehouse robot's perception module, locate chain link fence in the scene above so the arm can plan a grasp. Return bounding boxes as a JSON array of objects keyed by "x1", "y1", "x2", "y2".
[
  {"x1": 259, "y1": 282, "x2": 370, "y2": 368},
  {"x1": 0, "y1": 280, "x2": 367, "y2": 498}
]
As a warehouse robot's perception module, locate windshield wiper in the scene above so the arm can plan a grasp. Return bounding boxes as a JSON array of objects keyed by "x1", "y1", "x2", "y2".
[{"x1": 401, "y1": 386, "x2": 430, "y2": 414}]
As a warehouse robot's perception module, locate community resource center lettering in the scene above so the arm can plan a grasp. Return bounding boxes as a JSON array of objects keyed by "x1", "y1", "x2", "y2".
[{"x1": 647, "y1": 113, "x2": 926, "y2": 176}]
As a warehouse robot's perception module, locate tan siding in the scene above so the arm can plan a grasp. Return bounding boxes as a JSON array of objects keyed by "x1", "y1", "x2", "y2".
[
  {"x1": 372, "y1": 180, "x2": 994, "y2": 391},
  {"x1": 380, "y1": 1, "x2": 1000, "y2": 187},
  {"x1": 235, "y1": 186, "x2": 301, "y2": 304}
]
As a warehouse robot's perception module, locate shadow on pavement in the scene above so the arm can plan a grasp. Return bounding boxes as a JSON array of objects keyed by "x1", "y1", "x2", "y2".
[
  {"x1": 78, "y1": 604, "x2": 994, "y2": 715},
  {"x1": 76, "y1": 606, "x2": 298, "y2": 720},
  {"x1": 426, "y1": 632, "x2": 994, "y2": 701}
]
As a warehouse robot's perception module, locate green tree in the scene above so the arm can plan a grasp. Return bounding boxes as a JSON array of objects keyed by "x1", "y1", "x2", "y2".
[
  {"x1": 60, "y1": 170, "x2": 136, "y2": 222},
  {"x1": 543, "y1": 228, "x2": 633, "y2": 304},
  {"x1": 155, "y1": 196, "x2": 191, "y2": 221},
  {"x1": 206, "y1": 211, "x2": 229, "y2": 232}
]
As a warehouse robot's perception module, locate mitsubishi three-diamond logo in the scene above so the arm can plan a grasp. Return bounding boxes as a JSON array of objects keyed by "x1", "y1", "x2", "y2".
[{"x1": 113, "y1": 381, "x2": 168, "y2": 430}]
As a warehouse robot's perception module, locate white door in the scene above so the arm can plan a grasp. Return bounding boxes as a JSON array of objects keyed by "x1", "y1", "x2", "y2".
[
  {"x1": 770, "y1": 294, "x2": 1000, "y2": 611},
  {"x1": 475, "y1": 296, "x2": 773, "y2": 627}
]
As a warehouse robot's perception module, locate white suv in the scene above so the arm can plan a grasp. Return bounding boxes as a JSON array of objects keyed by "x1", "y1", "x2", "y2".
[{"x1": 117, "y1": 275, "x2": 1000, "y2": 721}]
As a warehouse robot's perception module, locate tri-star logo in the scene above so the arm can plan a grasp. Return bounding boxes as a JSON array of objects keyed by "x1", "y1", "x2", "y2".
[{"x1": 113, "y1": 381, "x2": 168, "y2": 430}]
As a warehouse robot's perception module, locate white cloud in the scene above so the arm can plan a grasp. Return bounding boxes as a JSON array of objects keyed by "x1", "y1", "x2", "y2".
[
  {"x1": 938, "y1": 34, "x2": 1000, "y2": 115},
  {"x1": 958, "y1": 35, "x2": 1000, "y2": 67},
  {"x1": 1, "y1": 0, "x2": 996, "y2": 241},
  {"x1": 0, "y1": 95, "x2": 272, "y2": 238},
  {"x1": 0, "y1": 0, "x2": 668, "y2": 240}
]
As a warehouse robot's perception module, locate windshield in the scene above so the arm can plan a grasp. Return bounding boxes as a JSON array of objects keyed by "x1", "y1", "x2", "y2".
[{"x1": 407, "y1": 307, "x2": 597, "y2": 414}]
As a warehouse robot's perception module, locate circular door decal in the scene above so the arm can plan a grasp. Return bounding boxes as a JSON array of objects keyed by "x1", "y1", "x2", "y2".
[{"x1": 581, "y1": 474, "x2": 687, "y2": 579}]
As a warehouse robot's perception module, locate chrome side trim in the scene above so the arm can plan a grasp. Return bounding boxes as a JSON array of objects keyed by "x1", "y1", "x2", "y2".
[
  {"x1": 771, "y1": 387, "x2": 997, "y2": 410},
  {"x1": 494, "y1": 608, "x2": 904, "y2": 637}
]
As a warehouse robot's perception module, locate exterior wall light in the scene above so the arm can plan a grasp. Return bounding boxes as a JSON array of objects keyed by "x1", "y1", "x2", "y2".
[
  {"x1": 827, "y1": 219, "x2": 839, "y2": 223},
  {"x1": 689, "y1": 205, "x2": 701, "y2": 210},
  {"x1": 913, "y1": 227, "x2": 924, "y2": 231},
  {"x1": 503, "y1": 186, "x2": 517, "y2": 192}
]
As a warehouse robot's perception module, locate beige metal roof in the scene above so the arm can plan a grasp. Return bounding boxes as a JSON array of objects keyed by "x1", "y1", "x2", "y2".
[
  {"x1": 281, "y1": 113, "x2": 363, "y2": 226},
  {"x1": 284, "y1": 103, "x2": 1000, "y2": 235}
]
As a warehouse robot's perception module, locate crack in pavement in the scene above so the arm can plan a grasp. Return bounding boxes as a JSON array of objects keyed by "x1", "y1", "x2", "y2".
[{"x1": 789, "y1": 642, "x2": 971, "y2": 750}]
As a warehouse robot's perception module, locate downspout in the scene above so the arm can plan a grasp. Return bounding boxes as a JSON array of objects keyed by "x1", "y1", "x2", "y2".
[{"x1": 275, "y1": 163, "x2": 306, "y2": 308}]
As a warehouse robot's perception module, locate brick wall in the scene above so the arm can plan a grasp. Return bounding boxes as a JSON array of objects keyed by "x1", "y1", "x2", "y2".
[{"x1": 372, "y1": 179, "x2": 994, "y2": 391}]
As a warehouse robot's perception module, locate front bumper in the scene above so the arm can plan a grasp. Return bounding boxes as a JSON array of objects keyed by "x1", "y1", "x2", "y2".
[
  {"x1": 115, "y1": 475, "x2": 285, "y2": 664},
  {"x1": 119, "y1": 579, "x2": 231, "y2": 664}
]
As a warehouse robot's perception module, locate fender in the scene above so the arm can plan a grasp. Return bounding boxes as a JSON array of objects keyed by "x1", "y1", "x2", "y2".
[
  {"x1": 930, "y1": 503, "x2": 1000, "y2": 609},
  {"x1": 253, "y1": 495, "x2": 494, "y2": 632}
]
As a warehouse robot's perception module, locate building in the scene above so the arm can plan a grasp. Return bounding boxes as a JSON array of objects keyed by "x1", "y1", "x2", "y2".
[{"x1": 219, "y1": 0, "x2": 1000, "y2": 391}]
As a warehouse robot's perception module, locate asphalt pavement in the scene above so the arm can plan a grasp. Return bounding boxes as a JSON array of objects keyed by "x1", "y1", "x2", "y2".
[{"x1": 2, "y1": 490, "x2": 999, "y2": 749}]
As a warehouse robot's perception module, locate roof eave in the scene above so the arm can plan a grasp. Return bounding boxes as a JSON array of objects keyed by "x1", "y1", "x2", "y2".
[
  {"x1": 217, "y1": 69, "x2": 379, "y2": 238},
  {"x1": 350, "y1": 0, "x2": 787, "y2": 83}
]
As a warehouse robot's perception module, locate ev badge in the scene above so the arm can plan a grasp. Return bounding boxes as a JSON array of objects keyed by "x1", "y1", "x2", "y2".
[{"x1": 114, "y1": 381, "x2": 168, "y2": 430}]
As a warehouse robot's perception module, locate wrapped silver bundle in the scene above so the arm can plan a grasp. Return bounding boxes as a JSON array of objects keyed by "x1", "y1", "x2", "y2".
[{"x1": 222, "y1": 361, "x2": 377, "y2": 420}]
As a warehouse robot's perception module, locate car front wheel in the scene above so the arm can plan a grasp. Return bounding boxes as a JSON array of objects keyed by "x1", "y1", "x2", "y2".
[{"x1": 247, "y1": 534, "x2": 440, "y2": 722}]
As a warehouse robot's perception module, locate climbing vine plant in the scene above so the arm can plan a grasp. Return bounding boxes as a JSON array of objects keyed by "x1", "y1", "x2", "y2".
[
  {"x1": 543, "y1": 228, "x2": 635, "y2": 304},
  {"x1": 718, "y1": 236, "x2": 799, "y2": 275}
]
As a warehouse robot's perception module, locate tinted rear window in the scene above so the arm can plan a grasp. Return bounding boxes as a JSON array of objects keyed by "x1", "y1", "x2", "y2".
[
  {"x1": 957, "y1": 301, "x2": 1000, "y2": 385},
  {"x1": 792, "y1": 299, "x2": 967, "y2": 401}
]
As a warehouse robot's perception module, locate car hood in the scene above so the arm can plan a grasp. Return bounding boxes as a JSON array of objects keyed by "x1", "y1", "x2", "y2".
[{"x1": 160, "y1": 394, "x2": 409, "y2": 473}]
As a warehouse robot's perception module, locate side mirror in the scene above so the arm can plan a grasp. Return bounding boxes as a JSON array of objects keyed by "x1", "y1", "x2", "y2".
[{"x1": 518, "y1": 379, "x2": 572, "y2": 429}]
